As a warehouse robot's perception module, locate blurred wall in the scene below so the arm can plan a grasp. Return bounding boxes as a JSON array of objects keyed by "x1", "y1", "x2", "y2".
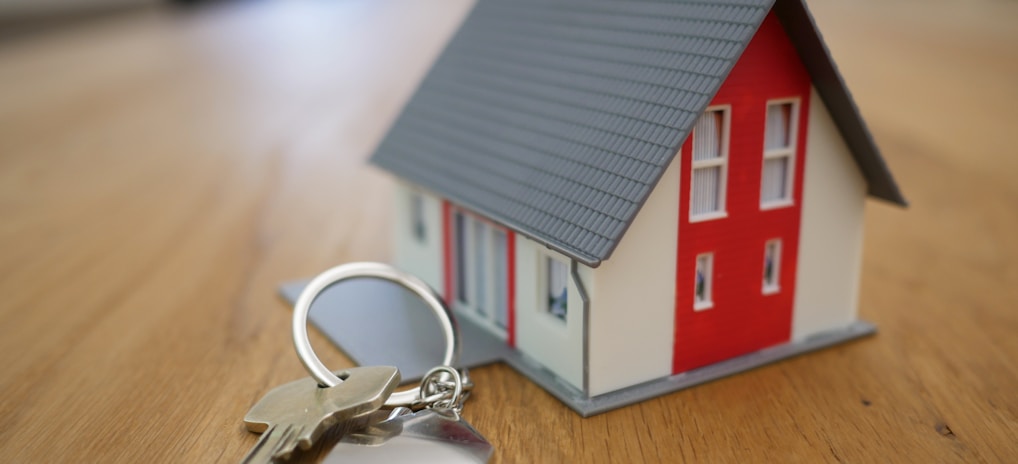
[{"x1": 0, "y1": 0, "x2": 161, "y2": 20}]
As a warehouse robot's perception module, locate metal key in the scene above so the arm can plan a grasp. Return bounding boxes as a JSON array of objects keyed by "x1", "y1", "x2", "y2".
[{"x1": 241, "y1": 365, "x2": 400, "y2": 463}]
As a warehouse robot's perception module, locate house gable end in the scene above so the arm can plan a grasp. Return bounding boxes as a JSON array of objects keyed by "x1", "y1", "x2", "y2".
[{"x1": 773, "y1": 0, "x2": 907, "y2": 206}]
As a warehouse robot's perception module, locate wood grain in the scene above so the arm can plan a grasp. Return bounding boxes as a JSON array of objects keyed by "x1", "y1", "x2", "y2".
[{"x1": 1, "y1": 0, "x2": 1016, "y2": 462}]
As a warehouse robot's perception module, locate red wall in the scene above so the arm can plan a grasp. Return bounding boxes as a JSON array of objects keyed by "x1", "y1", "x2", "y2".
[{"x1": 673, "y1": 12, "x2": 812, "y2": 373}]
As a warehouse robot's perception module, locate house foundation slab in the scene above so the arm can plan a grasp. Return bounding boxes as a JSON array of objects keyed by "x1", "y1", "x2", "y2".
[{"x1": 281, "y1": 280, "x2": 875, "y2": 417}]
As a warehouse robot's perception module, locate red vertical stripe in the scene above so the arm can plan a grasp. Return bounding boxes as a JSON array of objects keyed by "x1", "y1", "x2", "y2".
[{"x1": 506, "y1": 230, "x2": 517, "y2": 348}]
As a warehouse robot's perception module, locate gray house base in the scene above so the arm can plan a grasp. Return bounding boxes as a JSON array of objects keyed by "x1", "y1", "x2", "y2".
[{"x1": 280, "y1": 279, "x2": 875, "y2": 417}]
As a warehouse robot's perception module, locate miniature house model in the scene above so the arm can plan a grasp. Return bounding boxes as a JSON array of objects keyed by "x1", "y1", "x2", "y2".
[{"x1": 371, "y1": 0, "x2": 905, "y2": 408}]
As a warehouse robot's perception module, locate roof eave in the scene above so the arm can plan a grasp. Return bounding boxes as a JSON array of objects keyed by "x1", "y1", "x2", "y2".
[{"x1": 774, "y1": 0, "x2": 907, "y2": 207}]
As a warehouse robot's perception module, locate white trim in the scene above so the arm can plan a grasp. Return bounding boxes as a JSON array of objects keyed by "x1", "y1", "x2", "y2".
[
  {"x1": 760, "y1": 98, "x2": 800, "y2": 209},
  {"x1": 689, "y1": 105, "x2": 730, "y2": 221},
  {"x1": 760, "y1": 198, "x2": 794, "y2": 211},
  {"x1": 693, "y1": 253, "x2": 714, "y2": 311},
  {"x1": 762, "y1": 239, "x2": 782, "y2": 294},
  {"x1": 688, "y1": 211, "x2": 728, "y2": 223}
]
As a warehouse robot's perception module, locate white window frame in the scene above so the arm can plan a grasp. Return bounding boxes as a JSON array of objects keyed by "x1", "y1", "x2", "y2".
[
  {"x1": 693, "y1": 253, "x2": 714, "y2": 311},
  {"x1": 689, "y1": 106, "x2": 731, "y2": 222},
  {"x1": 760, "y1": 98, "x2": 799, "y2": 209},
  {"x1": 541, "y1": 253, "x2": 569, "y2": 323},
  {"x1": 449, "y1": 207, "x2": 509, "y2": 337},
  {"x1": 762, "y1": 239, "x2": 782, "y2": 294}
]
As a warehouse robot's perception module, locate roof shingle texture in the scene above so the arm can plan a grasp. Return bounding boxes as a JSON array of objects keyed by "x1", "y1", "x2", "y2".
[
  {"x1": 372, "y1": 0, "x2": 773, "y2": 266},
  {"x1": 372, "y1": 0, "x2": 908, "y2": 266}
]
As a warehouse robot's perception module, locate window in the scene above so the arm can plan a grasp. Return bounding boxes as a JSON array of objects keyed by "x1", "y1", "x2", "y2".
[
  {"x1": 454, "y1": 211, "x2": 468, "y2": 304},
  {"x1": 763, "y1": 239, "x2": 781, "y2": 294},
  {"x1": 546, "y1": 257, "x2": 568, "y2": 321},
  {"x1": 761, "y1": 101, "x2": 798, "y2": 207},
  {"x1": 411, "y1": 193, "x2": 426, "y2": 242},
  {"x1": 694, "y1": 253, "x2": 714, "y2": 310},
  {"x1": 493, "y1": 230, "x2": 508, "y2": 329},
  {"x1": 449, "y1": 207, "x2": 511, "y2": 335},
  {"x1": 691, "y1": 108, "x2": 729, "y2": 220},
  {"x1": 473, "y1": 220, "x2": 488, "y2": 316}
]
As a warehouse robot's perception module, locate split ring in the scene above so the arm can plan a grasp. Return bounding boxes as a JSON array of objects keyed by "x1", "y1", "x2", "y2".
[{"x1": 291, "y1": 262, "x2": 460, "y2": 408}]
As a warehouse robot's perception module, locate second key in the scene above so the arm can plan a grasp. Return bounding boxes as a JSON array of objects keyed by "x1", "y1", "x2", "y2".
[{"x1": 240, "y1": 365, "x2": 400, "y2": 463}]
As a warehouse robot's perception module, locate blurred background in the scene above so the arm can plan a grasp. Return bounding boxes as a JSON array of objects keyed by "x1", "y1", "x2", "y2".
[{"x1": 1, "y1": 0, "x2": 182, "y2": 39}]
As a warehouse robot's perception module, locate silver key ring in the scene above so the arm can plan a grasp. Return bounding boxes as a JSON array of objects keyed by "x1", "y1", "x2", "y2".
[{"x1": 291, "y1": 262, "x2": 460, "y2": 408}]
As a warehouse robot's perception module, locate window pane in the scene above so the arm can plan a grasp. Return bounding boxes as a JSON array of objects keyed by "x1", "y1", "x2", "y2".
[
  {"x1": 694, "y1": 254, "x2": 713, "y2": 308},
  {"x1": 547, "y1": 258, "x2": 568, "y2": 321},
  {"x1": 693, "y1": 111, "x2": 723, "y2": 161},
  {"x1": 763, "y1": 240, "x2": 781, "y2": 292},
  {"x1": 473, "y1": 220, "x2": 487, "y2": 315},
  {"x1": 411, "y1": 193, "x2": 426, "y2": 242},
  {"x1": 493, "y1": 230, "x2": 508, "y2": 328},
  {"x1": 691, "y1": 166, "x2": 721, "y2": 215},
  {"x1": 454, "y1": 212, "x2": 467, "y2": 304},
  {"x1": 761, "y1": 157, "x2": 789, "y2": 203},
  {"x1": 695, "y1": 268, "x2": 706, "y2": 302},
  {"x1": 766, "y1": 103, "x2": 792, "y2": 150}
]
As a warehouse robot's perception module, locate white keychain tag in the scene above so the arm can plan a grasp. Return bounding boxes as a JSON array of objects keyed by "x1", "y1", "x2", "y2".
[
  {"x1": 325, "y1": 366, "x2": 493, "y2": 463},
  {"x1": 326, "y1": 407, "x2": 492, "y2": 463}
]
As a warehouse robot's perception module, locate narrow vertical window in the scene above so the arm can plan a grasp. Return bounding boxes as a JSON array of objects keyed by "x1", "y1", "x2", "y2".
[
  {"x1": 761, "y1": 101, "x2": 797, "y2": 207},
  {"x1": 454, "y1": 211, "x2": 468, "y2": 304},
  {"x1": 447, "y1": 206, "x2": 511, "y2": 338},
  {"x1": 763, "y1": 239, "x2": 782, "y2": 294},
  {"x1": 694, "y1": 253, "x2": 714, "y2": 310},
  {"x1": 411, "y1": 193, "x2": 426, "y2": 242},
  {"x1": 546, "y1": 257, "x2": 568, "y2": 321},
  {"x1": 473, "y1": 220, "x2": 488, "y2": 316},
  {"x1": 493, "y1": 230, "x2": 508, "y2": 328},
  {"x1": 691, "y1": 108, "x2": 729, "y2": 219}
]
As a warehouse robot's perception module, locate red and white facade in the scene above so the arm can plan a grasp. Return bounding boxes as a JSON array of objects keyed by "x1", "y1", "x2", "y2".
[{"x1": 392, "y1": 11, "x2": 870, "y2": 397}]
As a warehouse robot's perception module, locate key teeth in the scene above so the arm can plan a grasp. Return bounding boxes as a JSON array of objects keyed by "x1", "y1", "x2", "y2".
[
  {"x1": 272, "y1": 424, "x2": 301, "y2": 461},
  {"x1": 296, "y1": 421, "x2": 325, "y2": 450}
]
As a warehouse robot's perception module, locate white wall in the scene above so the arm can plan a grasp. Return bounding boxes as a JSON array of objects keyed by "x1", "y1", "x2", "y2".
[
  {"x1": 392, "y1": 182, "x2": 444, "y2": 293},
  {"x1": 513, "y1": 237, "x2": 586, "y2": 390},
  {"x1": 587, "y1": 158, "x2": 680, "y2": 396},
  {"x1": 792, "y1": 87, "x2": 867, "y2": 340}
]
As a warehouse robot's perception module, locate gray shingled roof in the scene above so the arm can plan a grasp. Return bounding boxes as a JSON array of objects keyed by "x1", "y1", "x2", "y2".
[{"x1": 371, "y1": 0, "x2": 905, "y2": 267}]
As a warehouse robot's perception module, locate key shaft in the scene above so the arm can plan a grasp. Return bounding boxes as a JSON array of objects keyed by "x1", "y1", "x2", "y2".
[{"x1": 241, "y1": 423, "x2": 304, "y2": 463}]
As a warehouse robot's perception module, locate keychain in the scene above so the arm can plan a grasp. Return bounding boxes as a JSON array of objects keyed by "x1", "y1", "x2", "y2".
[
  {"x1": 325, "y1": 366, "x2": 493, "y2": 463},
  {"x1": 239, "y1": 262, "x2": 493, "y2": 463}
]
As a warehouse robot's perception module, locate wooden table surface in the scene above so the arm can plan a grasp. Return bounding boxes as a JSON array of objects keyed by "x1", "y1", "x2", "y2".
[{"x1": 2, "y1": 0, "x2": 1016, "y2": 462}]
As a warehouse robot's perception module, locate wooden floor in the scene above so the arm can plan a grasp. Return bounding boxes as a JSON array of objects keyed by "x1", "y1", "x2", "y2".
[{"x1": 1, "y1": 0, "x2": 1016, "y2": 462}]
